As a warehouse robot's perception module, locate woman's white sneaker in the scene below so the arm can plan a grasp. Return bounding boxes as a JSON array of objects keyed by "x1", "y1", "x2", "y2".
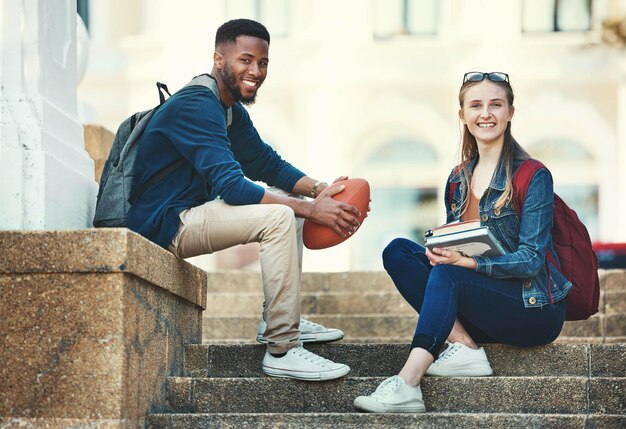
[
  {"x1": 256, "y1": 318, "x2": 344, "y2": 344},
  {"x1": 425, "y1": 342, "x2": 493, "y2": 376},
  {"x1": 262, "y1": 346, "x2": 350, "y2": 381},
  {"x1": 354, "y1": 375, "x2": 426, "y2": 413}
]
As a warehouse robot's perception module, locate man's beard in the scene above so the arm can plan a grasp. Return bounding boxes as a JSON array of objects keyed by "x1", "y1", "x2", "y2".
[{"x1": 221, "y1": 65, "x2": 258, "y2": 105}]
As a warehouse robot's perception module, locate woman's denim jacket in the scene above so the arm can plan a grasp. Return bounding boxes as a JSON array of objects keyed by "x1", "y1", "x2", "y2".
[{"x1": 445, "y1": 157, "x2": 572, "y2": 309}]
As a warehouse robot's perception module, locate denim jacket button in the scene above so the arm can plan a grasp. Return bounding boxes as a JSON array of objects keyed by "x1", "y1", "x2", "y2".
[
  {"x1": 528, "y1": 297, "x2": 537, "y2": 305},
  {"x1": 481, "y1": 214, "x2": 489, "y2": 222},
  {"x1": 494, "y1": 208, "x2": 501, "y2": 215},
  {"x1": 451, "y1": 203, "x2": 457, "y2": 211},
  {"x1": 524, "y1": 280, "x2": 531, "y2": 288}
]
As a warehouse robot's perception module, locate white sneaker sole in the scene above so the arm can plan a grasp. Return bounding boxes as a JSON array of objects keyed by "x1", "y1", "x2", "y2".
[
  {"x1": 353, "y1": 396, "x2": 426, "y2": 413},
  {"x1": 262, "y1": 364, "x2": 350, "y2": 381},
  {"x1": 257, "y1": 329, "x2": 344, "y2": 344},
  {"x1": 426, "y1": 362, "x2": 493, "y2": 377}
]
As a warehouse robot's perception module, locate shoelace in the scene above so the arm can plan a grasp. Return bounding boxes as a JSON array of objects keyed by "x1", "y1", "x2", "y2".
[
  {"x1": 300, "y1": 319, "x2": 323, "y2": 331},
  {"x1": 371, "y1": 376, "x2": 402, "y2": 397},
  {"x1": 290, "y1": 347, "x2": 334, "y2": 368},
  {"x1": 437, "y1": 343, "x2": 462, "y2": 362}
]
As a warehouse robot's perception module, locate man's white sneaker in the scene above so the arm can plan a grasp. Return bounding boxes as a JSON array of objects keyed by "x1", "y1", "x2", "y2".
[
  {"x1": 256, "y1": 318, "x2": 344, "y2": 344},
  {"x1": 354, "y1": 375, "x2": 426, "y2": 413},
  {"x1": 262, "y1": 345, "x2": 350, "y2": 381},
  {"x1": 425, "y1": 342, "x2": 493, "y2": 376}
]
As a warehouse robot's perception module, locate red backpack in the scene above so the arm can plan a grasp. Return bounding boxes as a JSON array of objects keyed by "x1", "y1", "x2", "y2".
[{"x1": 449, "y1": 159, "x2": 600, "y2": 320}]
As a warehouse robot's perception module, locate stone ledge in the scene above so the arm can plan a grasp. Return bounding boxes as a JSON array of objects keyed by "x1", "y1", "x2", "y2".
[
  {"x1": 1, "y1": 228, "x2": 207, "y2": 428},
  {"x1": 0, "y1": 228, "x2": 206, "y2": 309}
]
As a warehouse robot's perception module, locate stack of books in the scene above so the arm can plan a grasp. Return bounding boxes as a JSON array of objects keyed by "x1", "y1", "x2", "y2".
[{"x1": 424, "y1": 220, "x2": 505, "y2": 257}]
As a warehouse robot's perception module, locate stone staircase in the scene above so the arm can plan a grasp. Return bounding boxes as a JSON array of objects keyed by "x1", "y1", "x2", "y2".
[
  {"x1": 146, "y1": 270, "x2": 626, "y2": 428},
  {"x1": 201, "y1": 270, "x2": 626, "y2": 344}
]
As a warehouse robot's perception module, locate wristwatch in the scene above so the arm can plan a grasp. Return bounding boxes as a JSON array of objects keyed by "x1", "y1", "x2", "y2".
[{"x1": 311, "y1": 181, "x2": 328, "y2": 198}]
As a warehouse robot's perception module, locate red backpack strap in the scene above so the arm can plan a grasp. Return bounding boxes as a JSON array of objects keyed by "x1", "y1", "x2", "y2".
[
  {"x1": 513, "y1": 159, "x2": 557, "y2": 303},
  {"x1": 511, "y1": 159, "x2": 545, "y2": 217},
  {"x1": 447, "y1": 164, "x2": 463, "y2": 206},
  {"x1": 448, "y1": 182, "x2": 458, "y2": 206}
]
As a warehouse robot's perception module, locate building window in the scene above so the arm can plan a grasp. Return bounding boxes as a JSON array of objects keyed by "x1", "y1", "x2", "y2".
[
  {"x1": 373, "y1": 0, "x2": 439, "y2": 39},
  {"x1": 522, "y1": 0, "x2": 592, "y2": 32},
  {"x1": 225, "y1": 0, "x2": 289, "y2": 37}
]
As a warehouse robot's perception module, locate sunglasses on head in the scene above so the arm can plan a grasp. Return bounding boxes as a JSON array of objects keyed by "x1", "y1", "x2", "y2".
[{"x1": 463, "y1": 72, "x2": 510, "y2": 85}]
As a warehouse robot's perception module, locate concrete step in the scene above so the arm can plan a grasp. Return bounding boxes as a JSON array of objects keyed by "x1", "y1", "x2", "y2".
[
  {"x1": 206, "y1": 269, "x2": 625, "y2": 294},
  {"x1": 603, "y1": 270, "x2": 626, "y2": 292},
  {"x1": 606, "y1": 290, "x2": 626, "y2": 314},
  {"x1": 206, "y1": 291, "x2": 414, "y2": 316},
  {"x1": 202, "y1": 313, "x2": 625, "y2": 343},
  {"x1": 182, "y1": 343, "x2": 625, "y2": 379},
  {"x1": 202, "y1": 314, "x2": 417, "y2": 342},
  {"x1": 204, "y1": 336, "x2": 626, "y2": 347},
  {"x1": 205, "y1": 289, "x2": 626, "y2": 318},
  {"x1": 203, "y1": 272, "x2": 626, "y2": 340},
  {"x1": 146, "y1": 412, "x2": 626, "y2": 429},
  {"x1": 154, "y1": 269, "x2": 626, "y2": 428},
  {"x1": 163, "y1": 375, "x2": 624, "y2": 414},
  {"x1": 207, "y1": 271, "x2": 396, "y2": 293}
]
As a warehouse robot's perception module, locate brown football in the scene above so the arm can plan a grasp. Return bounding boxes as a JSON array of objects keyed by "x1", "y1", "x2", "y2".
[{"x1": 303, "y1": 178, "x2": 370, "y2": 250}]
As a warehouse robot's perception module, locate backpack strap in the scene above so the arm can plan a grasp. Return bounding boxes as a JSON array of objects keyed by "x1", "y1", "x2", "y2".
[
  {"x1": 125, "y1": 82, "x2": 183, "y2": 205},
  {"x1": 128, "y1": 158, "x2": 186, "y2": 205},
  {"x1": 512, "y1": 159, "x2": 557, "y2": 303},
  {"x1": 130, "y1": 75, "x2": 231, "y2": 205},
  {"x1": 185, "y1": 73, "x2": 233, "y2": 129},
  {"x1": 448, "y1": 182, "x2": 457, "y2": 207},
  {"x1": 447, "y1": 164, "x2": 463, "y2": 206},
  {"x1": 511, "y1": 159, "x2": 545, "y2": 217},
  {"x1": 129, "y1": 112, "x2": 140, "y2": 133},
  {"x1": 156, "y1": 82, "x2": 172, "y2": 104},
  {"x1": 448, "y1": 159, "x2": 545, "y2": 215}
]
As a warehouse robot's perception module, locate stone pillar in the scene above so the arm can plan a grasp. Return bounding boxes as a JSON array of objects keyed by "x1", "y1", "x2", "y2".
[{"x1": 0, "y1": 0, "x2": 97, "y2": 230}]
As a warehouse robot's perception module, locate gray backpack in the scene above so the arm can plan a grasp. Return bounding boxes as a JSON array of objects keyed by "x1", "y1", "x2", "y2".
[{"x1": 93, "y1": 74, "x2": 232, "y2": 227}]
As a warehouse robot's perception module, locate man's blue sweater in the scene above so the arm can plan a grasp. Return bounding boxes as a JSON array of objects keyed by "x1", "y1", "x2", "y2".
[{"x1": 127, "y1": 83, "x2": 306, "y2": 248}]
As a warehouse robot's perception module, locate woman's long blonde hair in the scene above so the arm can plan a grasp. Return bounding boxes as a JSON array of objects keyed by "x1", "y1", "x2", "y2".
[{"x1": 457, "y1": 79, "x2": 531, "y2": 213}]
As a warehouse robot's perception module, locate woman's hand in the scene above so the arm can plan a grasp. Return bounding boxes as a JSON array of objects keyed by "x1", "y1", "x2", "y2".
[{"x1": 426, "y1": 247, "x2": 477, "y2": 270}]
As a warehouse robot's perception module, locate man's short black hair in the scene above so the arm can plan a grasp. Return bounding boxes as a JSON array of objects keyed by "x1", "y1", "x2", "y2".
[{"x1": 215, "y1": 19, "x2": 270, "y2": 48}]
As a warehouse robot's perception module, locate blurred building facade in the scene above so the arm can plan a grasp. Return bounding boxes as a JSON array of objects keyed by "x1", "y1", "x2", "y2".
[{"x1": 77, "y1": 0, "x2": 626, "y2": 271}]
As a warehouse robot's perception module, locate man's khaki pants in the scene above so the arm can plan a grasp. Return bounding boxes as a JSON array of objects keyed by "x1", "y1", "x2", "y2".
[{"x1": 168, "y1": 194, "x2": 304, "y2": 354}]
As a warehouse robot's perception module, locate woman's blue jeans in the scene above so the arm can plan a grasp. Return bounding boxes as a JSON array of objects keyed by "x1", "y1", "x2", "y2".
[{"x1": 383, "y1": 238, "x2": 566, "y2": 360}]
